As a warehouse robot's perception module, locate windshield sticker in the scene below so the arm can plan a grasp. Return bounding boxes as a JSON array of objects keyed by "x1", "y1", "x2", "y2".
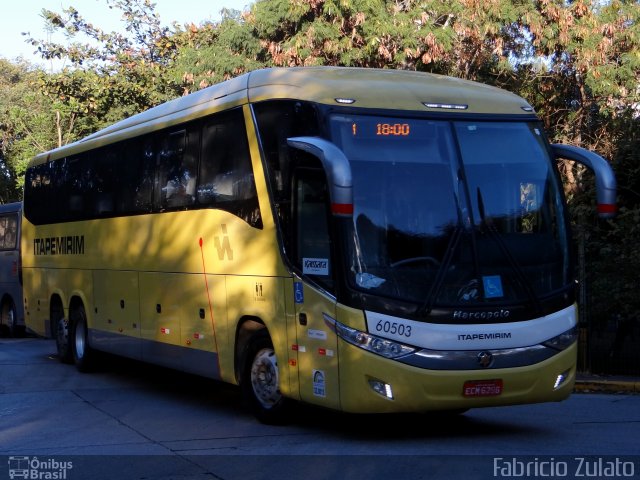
[
  {"x1": 294, "y1": 282, "x2": 304, "y2": 304},
  {"x1": 483, "y1": 275, "x2": 504, "y2": 299},
  {"x1": 308, "y1": 329, "x2": 327, "y2": 341},
  {"x1": 313, "y1": 370, "x2": 326, "y2": 397},
  {"x1": 458, "y1": 279, "x2": 480, "y2": 302},
  {"x1": 356, "y1": 272, "x2": 386, "y2": 289},
  {"x1": 303, "y1": 258, "x2": 329, "y2": 276}
]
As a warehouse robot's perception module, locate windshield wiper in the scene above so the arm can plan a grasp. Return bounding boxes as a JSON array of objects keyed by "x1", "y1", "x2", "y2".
[
  {"x1": 420, "y1": 225, "x2": 463, "y2": 317},
  {"x1": 420, "y1": 165, "x2": 477, "y2": 318},
  {"x1": 476, "y1": 188, "x2": 543, "y2": 315}
]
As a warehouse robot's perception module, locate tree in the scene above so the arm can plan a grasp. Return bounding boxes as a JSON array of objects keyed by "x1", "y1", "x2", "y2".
[
  {"x1": 526, "y1": 0, "x2": 640, "y2": 336},
  {"x1": 0, "y1": 59, "x2": 57, "y2": 200},
  {"x1": 23, "y1": 0, "x2": 184, "y2": 143},
  {"x1": 168, "y1": 9, "x2": 266, "y2": 93}
]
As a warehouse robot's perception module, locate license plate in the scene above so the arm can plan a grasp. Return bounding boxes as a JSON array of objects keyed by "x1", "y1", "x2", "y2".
[{"x1": 463, "y1": 379, "x2": 503, "y2": 397}]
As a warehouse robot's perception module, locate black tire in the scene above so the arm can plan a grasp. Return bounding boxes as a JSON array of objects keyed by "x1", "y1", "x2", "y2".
[
  {"x1": 70, "y1": 304, "x2": 97, "y2": 372},
  {"x1": 0, "y1": 299, "x2": 13, "y2": 337},
  {"x1": 2, "y1": 299, "x2": 25, "y2": 337},
  {"x1": 241, "y1": 330, "x2": 290, "y2": 424},
  {"x1": 52, "y1": 303, "x2": 72, "y2": 364}
]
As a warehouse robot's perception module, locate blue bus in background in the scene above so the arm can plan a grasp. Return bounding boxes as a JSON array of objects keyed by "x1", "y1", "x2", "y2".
[{"x1": 0, "y1": 202, "x2": 24, "y2": 337}]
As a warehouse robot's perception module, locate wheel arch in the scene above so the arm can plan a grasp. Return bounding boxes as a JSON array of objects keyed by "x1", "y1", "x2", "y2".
[
  {"x1": 0, "y1": 293, "x2": 16, "y2": 321},
  {"x1": 68, "y1": 294, "x2": 86, "y2": 315},
  {"x1": 234, "y1": 316, "x2": 267, "y2": 384},
  {"x1": 0, "y1": 294, "x2": 16, "y2": 335},
  {"x1": 49, "y1": 293, "x2": 65, "y2": 339},
  {"x1": 0, "y1": 293, "x2": 15, "y2": 309},
  {"x1": 68, "y1": 292, "x2": 92, "y2": 327}
]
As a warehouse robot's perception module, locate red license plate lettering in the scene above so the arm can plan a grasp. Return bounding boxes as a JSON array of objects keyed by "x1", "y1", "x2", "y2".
[{"x1": 463, "y1": 379, "x2": 503, "y2": 397}]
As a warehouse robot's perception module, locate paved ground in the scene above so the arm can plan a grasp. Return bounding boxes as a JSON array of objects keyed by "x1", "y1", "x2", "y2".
[{"x1": 1, "y1": 337, "x2": 639, "y2": 480}]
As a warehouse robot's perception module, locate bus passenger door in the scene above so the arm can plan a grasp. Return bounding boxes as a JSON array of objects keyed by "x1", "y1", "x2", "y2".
[{"x1": 290, "y1": 167, "x2": 340, "y2": 410}]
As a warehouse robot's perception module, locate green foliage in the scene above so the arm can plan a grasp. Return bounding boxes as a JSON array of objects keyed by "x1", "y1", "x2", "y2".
[
  {"x1": 575, "y1": 111, "x2": 640, "y2": 327},
  {"x1": 0, "y1": 59, "x2": 58, "y2": 201},
  {"x1": 23, "y1": 0, "x2": 183, "y2": 148},
  {"x1": 168, "y1": 11, "x2": 266, "y2": 91}
]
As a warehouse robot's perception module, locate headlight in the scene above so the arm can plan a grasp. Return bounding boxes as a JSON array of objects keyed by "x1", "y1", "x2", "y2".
[
  {"x1": 543, "y1": 326, "x2": 578, "y2": 351},
  {"x1": 333, "y1": 320, "x2": 416, "y2": 359}
]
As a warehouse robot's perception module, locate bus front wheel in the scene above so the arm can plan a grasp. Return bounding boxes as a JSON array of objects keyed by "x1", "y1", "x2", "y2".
[{"x1": 241, "y1": 330, "x2": 290, "y2": 424}]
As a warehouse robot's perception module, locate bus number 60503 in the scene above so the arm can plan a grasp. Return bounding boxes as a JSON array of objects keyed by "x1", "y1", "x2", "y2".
[{"x1": 376, "y1": 320, "x2": 412, "y2": 338}]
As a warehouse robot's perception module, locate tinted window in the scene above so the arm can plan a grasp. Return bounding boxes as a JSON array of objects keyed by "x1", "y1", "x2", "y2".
[
  {"x1": 156, "y1": 128, "x2": 199, "y2": 210},
  {"x1": 253, "y1": 100, "x2": 320, "y2": 251},
  {"x1": 24, "y1": 107, "x2": 262, "y2": 228},
  {"x1": 294, "y1": 168, "x2": 333, "y2": 291},
  {"x1": 116, "y1": 137, "x2": 154, "y2": 214},
  {"x1": 199, "y1": 109, "x2": 261, "y2": 227},
  {"x1": 0, "y1": 215, "x2": 18, "y2": 250}
]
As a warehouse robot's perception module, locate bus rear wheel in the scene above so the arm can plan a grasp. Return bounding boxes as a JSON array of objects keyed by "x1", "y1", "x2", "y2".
[
  {"x1": 0, "y1": 299, "x2": 16, "y2": 337},
  {"x1": 70, "y1": 304, "x2": 97, "y2": 372},
  {"x1": 52, "y1": 304, "x2": 72, "y2": 364},
  {"x1": 241, "y1": 330, "x2": 290, "y2": 424}
]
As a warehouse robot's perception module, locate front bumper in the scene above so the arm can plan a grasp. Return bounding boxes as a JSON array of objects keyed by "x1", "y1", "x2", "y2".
[{"x1": 337, "y1": 340, "x2": 577, "y2": 413}]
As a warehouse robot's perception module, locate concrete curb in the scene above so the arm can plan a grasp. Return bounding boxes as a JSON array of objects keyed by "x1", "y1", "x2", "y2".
[{"x1": 574, "y1": 378, "x2": 640, "y2": 394}]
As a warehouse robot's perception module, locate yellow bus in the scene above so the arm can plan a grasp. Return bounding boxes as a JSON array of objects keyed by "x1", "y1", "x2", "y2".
[{"x1": 22, "y1": 67, "x2": 616, "y2": 423}]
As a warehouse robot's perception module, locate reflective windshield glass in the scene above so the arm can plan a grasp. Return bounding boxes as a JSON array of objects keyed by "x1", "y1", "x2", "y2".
[{"x1": 330, "y1": 115, "x2": 570, "y2": 310}]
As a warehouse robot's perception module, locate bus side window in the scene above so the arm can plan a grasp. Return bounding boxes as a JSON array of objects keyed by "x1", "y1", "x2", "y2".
[
  {"x1": 134, "y1": 138, "x2": 156, "y2": 212},
  {"x1": 253, "y1": 100, "x2": 321, "y2": 250},
  {"x1": 25, "y1": 162, "x2": 55, "y2": 224},
  {"x1": 198, "y1": 109, "x2": 262, "y2": 228},
  {"x1": 0, "y1": 215, "x2": 17, "y2": 250},
  {"x1": 156, "y1": 128, "x2": 198, "y2": 210},
  {"x1": 66, "y1": 155, "x2": 88, "y2": 218},
  {"x1": 92, "y1": 148, "x2": 117, "y2": 216},
  {"x1": 293, "y1": 167, "x2": 334, "y2": 291}
]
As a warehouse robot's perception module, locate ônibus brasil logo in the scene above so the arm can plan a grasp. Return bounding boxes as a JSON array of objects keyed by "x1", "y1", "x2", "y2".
[{"x1": 8, "y1": 456, "x2": 73, "y2": 479}]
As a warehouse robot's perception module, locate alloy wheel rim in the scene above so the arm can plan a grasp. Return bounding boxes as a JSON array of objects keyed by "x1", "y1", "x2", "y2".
[{"x1": 250, "y1": 348, "x2": 281, "y2": 408}]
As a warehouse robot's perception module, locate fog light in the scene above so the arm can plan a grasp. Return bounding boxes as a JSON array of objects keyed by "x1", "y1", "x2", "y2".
[
  {"x1": 554, "y1": 369, "x2": 571, "y2": 390},
  {"x1": 369, "y1": 379, "x2": 394, "y2": 399}
]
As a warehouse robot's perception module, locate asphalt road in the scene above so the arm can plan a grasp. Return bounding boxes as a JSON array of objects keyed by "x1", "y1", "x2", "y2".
[{"x1": 1, "y1": 337, "x2": 639, "y2": 480}]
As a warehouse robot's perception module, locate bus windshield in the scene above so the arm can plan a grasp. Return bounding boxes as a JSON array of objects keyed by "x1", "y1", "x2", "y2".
[{"x1": 329, "y1": 115, "x2": 570, "y2": 312}]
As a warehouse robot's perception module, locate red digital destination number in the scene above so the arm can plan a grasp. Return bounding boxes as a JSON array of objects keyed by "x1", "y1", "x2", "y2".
[{"x1": 376, "y1": 123, "x2": 411, "y2": 136}]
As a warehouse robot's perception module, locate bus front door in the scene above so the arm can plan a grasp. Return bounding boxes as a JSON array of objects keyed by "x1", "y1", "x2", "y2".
[
  {"x1": 290, "y1": 165, "x2": 340, "y2": 409},
  {"x1": 293, "y1": 278, "x2": 340, "y2": 410}
]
